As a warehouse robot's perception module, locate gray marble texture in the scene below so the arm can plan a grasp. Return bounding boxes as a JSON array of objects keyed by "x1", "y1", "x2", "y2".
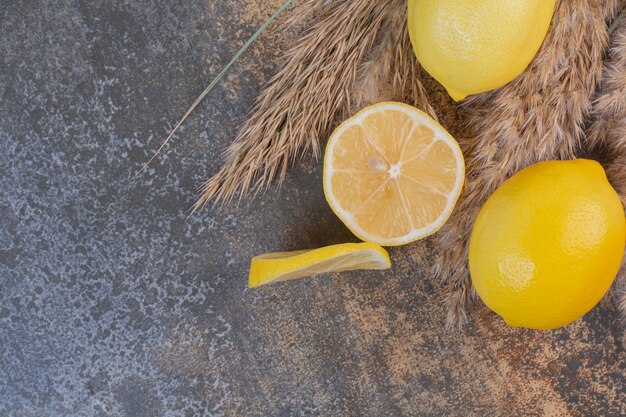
[{"x1": 1, "y1": 1, "x2": 624, "y2": 416}]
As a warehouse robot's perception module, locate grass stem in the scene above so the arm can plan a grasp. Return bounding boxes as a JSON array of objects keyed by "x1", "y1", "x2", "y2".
[{"x1": 134, "y1": 0, "x2": 294, "y2": 177}]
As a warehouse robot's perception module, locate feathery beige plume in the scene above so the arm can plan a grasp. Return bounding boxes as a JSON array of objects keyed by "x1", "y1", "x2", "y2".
[
  {"x1": 433, "y1": 0, "x2": 622, "y2": 327},
  {"x1": 352, "y1": 0, "x2": 404, "y2": 107}
]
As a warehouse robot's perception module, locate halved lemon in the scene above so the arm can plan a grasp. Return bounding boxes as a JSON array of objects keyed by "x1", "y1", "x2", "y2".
[
  {"x1": 323, "y1": 102, "x2": 465, "y2": 246},
  {"x1": 249, "y1": 242, "x2": 391, "y2": 288}
]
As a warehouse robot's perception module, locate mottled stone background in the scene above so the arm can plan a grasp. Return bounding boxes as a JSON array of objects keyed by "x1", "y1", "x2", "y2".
[{"x1": 1, "y1": 1, "x2": 624, "y2": 416}]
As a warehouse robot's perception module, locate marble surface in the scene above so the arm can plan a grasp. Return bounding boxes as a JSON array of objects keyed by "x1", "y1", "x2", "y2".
[{"x1": 1, "y1": 1, "x2": 624, "y2": 416}]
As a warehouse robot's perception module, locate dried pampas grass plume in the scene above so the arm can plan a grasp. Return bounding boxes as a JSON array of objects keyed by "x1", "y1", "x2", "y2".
[
  {"x1": 392, "y1": 3, "x2": 438, "y2": 119},
  {"x1": 193, "y1": 0, "x2": 432, "y2": 210},
  {"x1": 433, "y1": 0, "x2": 622, "y2": 327},
  {"x1": 586, "y1": 18, "x2": 626, "y2": 320}
]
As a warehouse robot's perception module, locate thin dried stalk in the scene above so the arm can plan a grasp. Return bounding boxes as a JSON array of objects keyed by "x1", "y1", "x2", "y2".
[
  {"x1": 586, "y1": 20, "x2": 626, "y2": 320},
  {"x1": 434, "y1": 0, "x2": 622, "y2": 327},
  {"x1": 193, "y1": 0, "x2": 397, "y2": 210}
]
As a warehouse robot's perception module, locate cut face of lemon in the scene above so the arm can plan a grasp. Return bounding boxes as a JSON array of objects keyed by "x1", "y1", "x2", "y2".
[
  {"x1": 249, "y1": 242, "x2": 391, "y2": 288},
  {"x1": 323, "y1": 102, "x2": 465, "y2": 246}
]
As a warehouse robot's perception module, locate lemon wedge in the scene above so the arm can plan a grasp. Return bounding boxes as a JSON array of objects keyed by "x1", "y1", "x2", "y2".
[{"x1": 249, "y1": 242, "x2": 391, "y2": 288}]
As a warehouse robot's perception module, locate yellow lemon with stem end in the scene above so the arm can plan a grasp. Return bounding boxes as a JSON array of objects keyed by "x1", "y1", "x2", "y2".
[
  {"x1": 469, "y1": 160, "x2": 626, "y2": 330},
  {"x1": 408, "y1": 0, "x2": 556, "y2": 101},
  {"x1": 323, "y1": 102, "x2": 465, "y2": 247},
  {"x1": 249, "y1": 242, "x2": 391, "y2": 288}
]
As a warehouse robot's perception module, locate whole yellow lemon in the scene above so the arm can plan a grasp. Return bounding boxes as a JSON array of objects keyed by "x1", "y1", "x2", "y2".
[
  {"x1": 469, "y1": 160, "x2": 626, "y2": 330},
  {"x1": 408, "y1": 0, "x2": 556, "y2": 101}
]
